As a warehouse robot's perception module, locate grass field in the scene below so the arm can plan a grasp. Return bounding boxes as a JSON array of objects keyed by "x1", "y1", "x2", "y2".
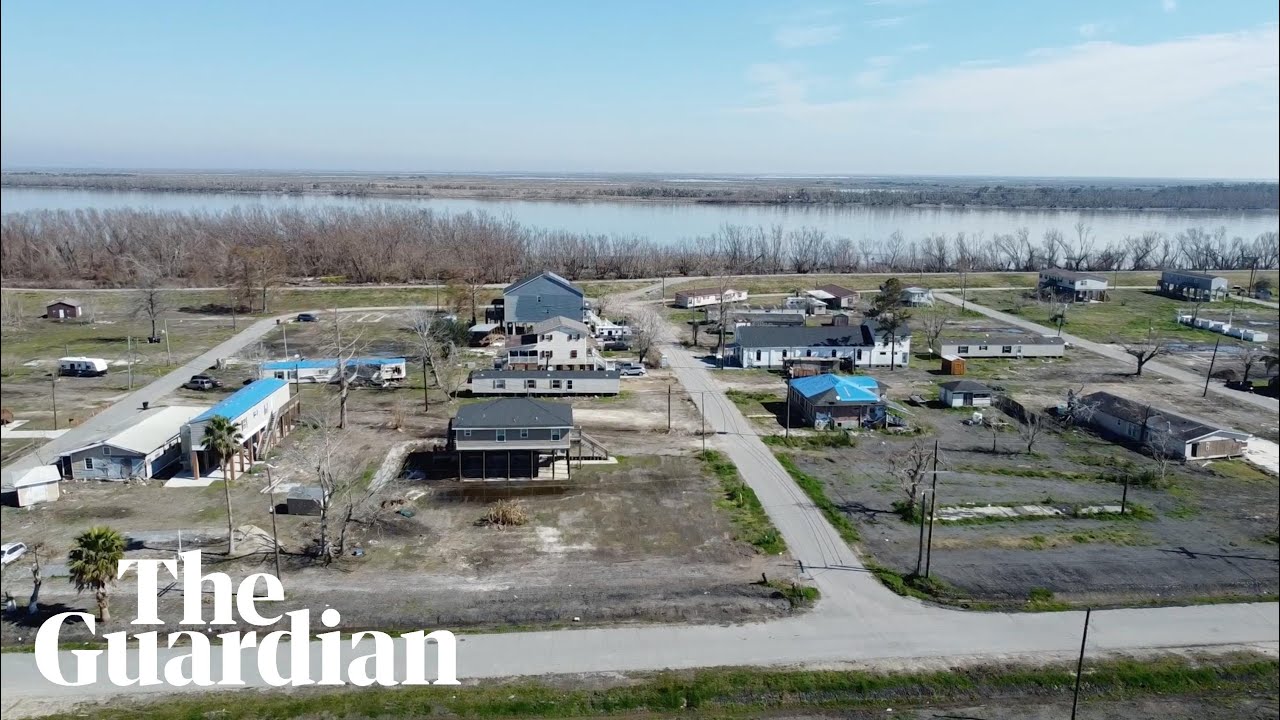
[{"x1": 974, "y1": 289, "x2": 1272, "y2": 343}]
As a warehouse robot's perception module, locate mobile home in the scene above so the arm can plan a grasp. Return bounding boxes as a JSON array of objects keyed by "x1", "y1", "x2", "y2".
[{"x1": 58, "y1": 357, "x2": 109, "y2": 377}]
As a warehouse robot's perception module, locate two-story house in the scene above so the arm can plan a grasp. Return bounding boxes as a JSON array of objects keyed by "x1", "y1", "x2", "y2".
[
  {"x1": 501, "y1": 316, "x2": 605, "y2": 371},
  {"x1": 501, "y1": 271, "x2": 586, "y2": 334},
  {"x1": 1038, "y1": 268, "x2": 1109, "y2": 302},
  {"x1": 448, "y1": 398, "x2": 575, "y2": 480}
]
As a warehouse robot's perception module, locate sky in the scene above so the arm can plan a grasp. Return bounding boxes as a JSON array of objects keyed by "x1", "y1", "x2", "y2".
[{"x1": 1, "y1": 0, "x2": 1277, "y2": 178}]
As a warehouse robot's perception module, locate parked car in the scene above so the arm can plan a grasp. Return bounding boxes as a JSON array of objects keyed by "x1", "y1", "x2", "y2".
[
  {"x1": 189, "y1": 374, "x2": 223, "y2": 388},
  {"x1": 603, "y1": 341, "x2": 631, "y2": 351},
  {"x1": 619, "y1": 363, "x2": 647, "y2": 377},
  {"x1": 1, "y1": 542, "x2": 28, "y2": 566},
  {"x1": 184, "y1": 378, "x2": 216, "y2": 391},
  {"x1": 296, "y1": 313, "x2": 318, "y2": 322}
]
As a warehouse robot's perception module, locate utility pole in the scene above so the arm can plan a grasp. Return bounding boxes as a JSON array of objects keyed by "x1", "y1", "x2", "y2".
[
  {"x1": 925, "y1": 439, "x2": 940, "y2": 578},
  {"x1": 50, "y1": 375, "x2": 58, "y2": 430},
  {"x1": 421, "y1": 357, "x2": 430, "y2": 412},
  {"x1": 127, "y1": 336, "x2": 134, "y2": 390},
  {"x1": 960, "y1": 269, "x2": 968, "y2": 310},
  {"x1": 282, "y1": 322, "x2": 289, "y2": 358},
  {"x1": 266, "y1": 467, "x2": 283, "y2": 583},
  {"x1": 1121, "y1": 474, "x2": 1130, "y2": 516},
  {"x1": 164, "y1": 318, "x2": 172, "y2": 365},
  {"x1": 1203, "y1": 338, "x2": 1220, "y2": 398},
  {"x1": 700, "y1": 391, "x2": 706, "y2": 453},
  {"x1": 914, "y1": 489, "x2": 929, "y2": 576},
  {"x1": 667, "y1": 384, "x2": 672, "y2": 433},
  {"x1": 784, "y1": 380, "x2": 791, "y2": 439},
  {"x1": 1071, "y1": 608, "x2": 1092, "y2": 720}
]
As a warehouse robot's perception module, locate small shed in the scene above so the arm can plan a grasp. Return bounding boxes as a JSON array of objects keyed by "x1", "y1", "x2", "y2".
[
  {"x1": 46, "y1": 298, "x2": 82, "y2": 320},
  {"x1": 939, "y1": 380, "x2": 994, "y2": 407},
  {"x1": 287, "y1": 486, "x2": 327, "y2": 516},
  {"x1": 3, "y1": 465, "x2": 62, "y2": 507},
  {"x1": 941, "y1": 354, "x2": 966, "y2": 375}
]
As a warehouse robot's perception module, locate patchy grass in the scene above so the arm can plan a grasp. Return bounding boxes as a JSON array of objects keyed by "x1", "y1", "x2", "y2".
[
  {"x1": 762, "y1": 432, "x2": 856, "y2": 449},
  {"x1": 1025, "y1": 587, "x2": 1072, "y2": 612},
  {"x1": 774, "y1": 453, "x2": 860, "y2": 544},
  {"x1": 699, "y1": 450, "x2": 786, "y2": 555},
  {"x1": 40, "y1": 654, "x2": 1280, "y2": 719},
  {"x1": 762, "y1": 579, "x2": 820, "y2": 608}
]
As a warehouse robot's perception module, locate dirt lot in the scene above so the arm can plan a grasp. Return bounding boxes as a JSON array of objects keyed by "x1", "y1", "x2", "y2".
[
  {"x1": 779, "y1": 403, "x2": 1278, "y2": 607},
  {"x1": 1, "y1": 320, "x2": 788, "y2": 643}
]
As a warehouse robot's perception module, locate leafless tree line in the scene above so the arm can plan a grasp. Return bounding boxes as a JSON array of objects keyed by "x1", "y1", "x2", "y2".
[{"x1": 1, "y1": 207, "x2": 1275, "y2": 286}]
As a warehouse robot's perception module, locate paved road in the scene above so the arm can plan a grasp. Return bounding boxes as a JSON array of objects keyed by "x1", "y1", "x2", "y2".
[
  {"x1": 2, "y1": 283, "x2": 1277, "y2": 715},
  {"x1": 1, "y1": 306, "x2": 434, "y2": 479},
  {"x1": 933, "y1": 291, "x2": 1279, "y2": 414}
]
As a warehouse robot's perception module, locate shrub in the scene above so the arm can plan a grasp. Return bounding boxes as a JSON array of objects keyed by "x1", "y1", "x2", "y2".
[{"x1": 482, "y1": 499, "x2": 529, "y2": 527}]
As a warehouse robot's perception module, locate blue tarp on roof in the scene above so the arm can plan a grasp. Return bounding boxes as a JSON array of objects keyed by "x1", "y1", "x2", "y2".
[
  {"x1": 191, "y1": 378, "x2": 288, "y2": 424},
  {"x1": 261, "y1": 357, "x2": 405, "y2": 371},
  {"x1": 789, "y1": 374, "x2": 881, "y2": 403}
]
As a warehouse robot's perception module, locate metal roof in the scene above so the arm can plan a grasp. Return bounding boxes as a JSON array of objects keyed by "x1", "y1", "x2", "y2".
[
  {"x1": 790, "y1": 374, "x2": 882, "y2": 403},
  {"x1": 943, "y1": 336, "x2": 1065, "y2": 347},
  {"x1": 261, "y1": 357, "x2": 404, "y2": 371},
  {"x1": 528, "y1": 316, "x2": 590, "y2": 336},
  {"x1": 191, "y1": 379, "x2": 289, "y2": 424},
  {"x1": 1040, "y1": 268, "x2": 1108, "y2": 283},
  {"x1": 504, "y1": 270, "x2": 583, "y2": 297},
  {"x1": 939, "y1": 380, "x2": 994, "y2": 394},
  {"x1": 1080, "y1": 391, "x2": 1248, "y2": 443},
  {"x1": 63, "y1": 405, "x2": 209, "y2": 456},
  {"x1": 49, "y1": 298, "x2": 82, "y2": 307},
  {"x1": 473, "y1": 369, "x2": 620, "y2": 380},
  {"x1": 815, "y1": 284, "x2": 859, "y2": 298},
  {"x1": 736, "y1": 325, "x2": 864, "y2": 349},
  {"x1": 453, "y1": 398, "x2": 574, "y2": 429}
]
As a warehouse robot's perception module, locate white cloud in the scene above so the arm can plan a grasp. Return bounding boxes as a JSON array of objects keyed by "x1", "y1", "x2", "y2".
[
  {"x1": 1078, "y1": 23, "x2": 1100, "y2": 38},
  {"x1": 737, "y1": 27, "x2": 1279, "y2": 176},
  {"x1": 867, "y1": 55, "x2": 897, "y2": 68},
  {"x1": 1162, "y1": 0, "x2": 1177, "y2": 12},
  {"x1": 774, "y1": 24, "x2": 843, "y2": 48},
  {"x1": 902, "y1": 43, "x2": 931, "y2": 53},
  {"x1": 745, "y1": 63, "x2": 809, "y2": 109},
  {"x1": 867, "y1": 16, "x2": 908, "y2": 28}
]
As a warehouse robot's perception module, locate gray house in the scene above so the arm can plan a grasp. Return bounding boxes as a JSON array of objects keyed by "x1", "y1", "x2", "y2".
[
  {"x1": 449, "y1": 398, "x2": 575, "y2": 480},
  {"x1": 470, "y1": 369, "x2": 621, "y2": 396},
  {"x1": 939, "y1": 336, "x2": 1066, "y2": 358},
  {"x1": 1075, "y1": 392, "x2": 1250, "y2": 461},
  {"x1": 503, "y1": 271, "x2": 586, "y2": 333},
  {"x1": 938, "y1": 380, "x2": 994, "y2": 407},
  {"x1": 60, "y1": 405, "x2": 209, "y2": 481},
  {"x1": 1159, "y1": 270, "x2": 1229, "y2": 301}
]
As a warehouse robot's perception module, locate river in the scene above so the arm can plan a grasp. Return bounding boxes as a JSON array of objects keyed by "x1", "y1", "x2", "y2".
[{"x1": 2, "y1": 187, "x2": 1276, "y2": 246}]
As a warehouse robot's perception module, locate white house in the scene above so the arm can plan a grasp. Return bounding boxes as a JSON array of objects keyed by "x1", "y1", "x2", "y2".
[
  {"x1": 58, "y1": 357, "x2": 109, "y2": 377},
  {"x1": 1038, "y1": 268, "x2": 1109, "y2": 302},
  {"x1": 939, "y1": 336, "x2": 1066, "y2": 358},
  {"x1": 2, "y1": 465, "x2": 61, "y2": 507},
  {"x1": 181, "y1": 379, "x2": 299, "y2": 480},
  {"x1": 938, "y1": 380, "x2": 994, "y2": 407},
  {"x1": 784, "y1": 295, "x2": 828, "y2": 315},
  {"x1": 60, "y1": 405, "x2": 209, "y2": 481},
  {"x1": 260, "y1": 357, "x2": 407, "y2": 384},
  {"x1": 502, "y1": 316, "x2": 606, "y2": 371},
  {"x1": 673, "y1": 287, "x2": 748, "y2": 308},
  {"x1": 1159, "y1": 270, "x2": 1229, "y2": 301},
  {"x1": 733, "y1": 320, "x2": 912, "y2": 369},
  {"x1": 901, "y1": 286, "x2": 935, "y2": 307},
  {"x1": 1076, "y1": 391, "x2": 1250, "y2": 461}
]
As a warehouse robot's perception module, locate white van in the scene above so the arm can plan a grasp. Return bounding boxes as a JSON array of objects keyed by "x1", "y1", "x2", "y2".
[{"x1": 58, "y1": 356, "x2": 109, "y2": 377}]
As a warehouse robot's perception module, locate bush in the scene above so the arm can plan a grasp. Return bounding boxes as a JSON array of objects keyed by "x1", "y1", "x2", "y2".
[{"x1": 482, "y1": 499, "x2": 528, "y2": 527}]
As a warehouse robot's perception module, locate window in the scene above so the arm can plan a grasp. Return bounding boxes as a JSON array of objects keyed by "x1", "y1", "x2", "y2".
[
  {"x1": 566, "y1": 380, "x2": 574, "y2": 390},
  {"x1": 552, "y1": 380, "x2": 563, "y2": 389},
  {"x1": 463, "y1": 429, "x2": 472, "y2": 437},
  {"x1": 570, "y1": 350, "x2": 579, "y2": 359},
  {"x1": 978, "y1": 345, "x2": 988, "y2": 351},
  {"x1": 958, "y1": 345, "x2": 969, "y2": 354},
  {"x1": 551, "y1": 429, "x2": 561, "y2": 441},
  {"x1": 85, "y1": 457, "x2": 95, "y2": 470},
  {"x1": 805, "y1": 349, "x2": 813, "y2": 357},
  {"x1": 542, "y1": 334, "x2": 552, "y2": 342},
  {"x1": 1001, "y1": 345, "x2": 1013, "y2": 354},
  {"x1": 495, "y1": 379, "x2": 506, "y2": 389},
  {"x1": 526, "y1": 379, "x2": 537, "y2": 389},
  {"x1": 102, "y1": 447, "x2": 111, "y2": 456},
  {"x1": 520, "y1": 429, "x2": 529, "y2": 439},
  {"x1": 755, "y1": 350, "x2": 762, "y2": 361},
  {"x1": 496, "y1": 430, "x2": 506, "y2": 442}
]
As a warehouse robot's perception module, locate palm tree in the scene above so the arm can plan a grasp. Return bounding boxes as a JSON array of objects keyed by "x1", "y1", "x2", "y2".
[
  {"x1": 202, "y1": 415, "x2": 244, "y2": 555},
  {"x1": 67, "y1": 527, "x2": 125, "y2": 623}
]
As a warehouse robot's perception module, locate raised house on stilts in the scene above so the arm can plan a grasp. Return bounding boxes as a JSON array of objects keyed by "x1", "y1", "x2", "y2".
[{"x1": 180, "y1": 378, "x2": 301, "y2": 480}]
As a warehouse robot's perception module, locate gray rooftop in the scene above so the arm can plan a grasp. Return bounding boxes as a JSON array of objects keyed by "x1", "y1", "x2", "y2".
[
  {"x1": 473, "y1": 369, "x2": 620, "y2": 380},
  {"x1": 527, "y1": 316, "x2": 591, "y2": 336},
  {"x1": 1080, "y1": 392, "x2": 1246, "y2": 443},
  {"x1": 736, "y1": 321, "x2": 909, "y2": 349},
  {"x1": 939, "y1": 380, "x2": 994, "y2": 394},
  {"x1": 1041, "y1": 268, "x2": 1108, "y2": 283},
  {"x1": 453, "y1": 398, "x2": 574, "y2": 429},
  {"x1": 49, "y1": 297, "x2": 82, "y2": 307},
  {"x1": 944, "y1": 336, "x2": 1066, "y2": 347}
]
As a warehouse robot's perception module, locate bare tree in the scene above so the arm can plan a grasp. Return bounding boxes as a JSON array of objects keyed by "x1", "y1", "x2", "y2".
[
  {"x1": 322, "y1": 311, "x2": 368, "y2": 429},
  {"x1": 890, "y1": 439, "x2": 932, "y2": 513},
  {"x1": 627, "y1": 305, "x2": 663, "y2": 366},
  {"x1": 289, "y1": 421, "x2": 374, "y2": 563},
  {"x1": 410, "y1": 308, "x2": 468, "y2": 405},
  {"x1": 1239, "y1": 343, "x2": 1275, "y2": 386},
  {"x1": 916, "y1": 302, "x2": 953, "y2": 357},
  {"x1": 1018, "y1": 411, "x2": 1045, "y2": 454},
  {"x1": 0, "y1": 289, "x2": 24, "y2": 333},
  {"x1": 1061, "y1": 386, "x2": 1099, "y2": 426},
  {"x1": 1143, "y1": 417, "x2": 1180, "y2": 485},
  {"x1": 130, "y1": 274, "x2": 169, "y2": 339},
  {"x1": 1116, "y1": 326, "x2": 1171, "y2": 376},
  {"x1": 28, "y1": 543, "x2": 44, "y2": 616}
]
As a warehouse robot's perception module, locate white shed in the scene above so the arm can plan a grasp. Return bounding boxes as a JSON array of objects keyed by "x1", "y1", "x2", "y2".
[{"x1": 3, "y1": 465, "x2": 62, "y2": 506}]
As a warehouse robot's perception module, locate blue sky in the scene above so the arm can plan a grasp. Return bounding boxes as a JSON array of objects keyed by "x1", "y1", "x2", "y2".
[{"x1": 2, "y1": 0, "x2": 1276, "y2": 177}]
